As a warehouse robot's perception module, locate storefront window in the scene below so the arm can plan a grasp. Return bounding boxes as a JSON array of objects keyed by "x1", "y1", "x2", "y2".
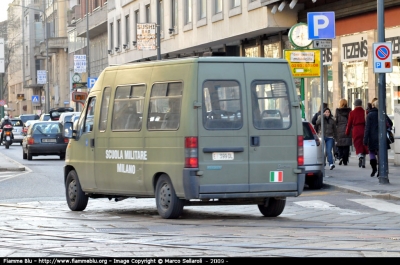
[
  {"x1": 342, "y1": 61, "x2": 368, "y2": 108},
  {"x1": 245, "y1": 46, "x2": 258, "y2": 57}
]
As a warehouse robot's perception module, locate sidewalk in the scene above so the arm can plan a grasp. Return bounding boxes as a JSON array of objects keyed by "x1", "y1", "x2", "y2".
[
  {"x1": 0, "y1": 153, "x2": 25, "y2": 172},
  {"x1": 0, "y1": 151, "x2": 399, "y2": 200},
  {"x1": 323, "y1": 150, "x2": 400, "y2": 201}
]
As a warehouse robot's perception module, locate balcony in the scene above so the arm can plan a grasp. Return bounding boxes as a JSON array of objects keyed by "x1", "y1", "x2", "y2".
[
  {"x1": 34, "y1": 37, "x2": 68, "y2": 57},
  {"x1": 76, "y1": 5, "x2": 107, "y2": 38}
]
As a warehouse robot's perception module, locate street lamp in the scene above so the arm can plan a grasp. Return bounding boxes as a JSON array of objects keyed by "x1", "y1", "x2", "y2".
[{"x1": 9, "y1": 3, "x2": 50, "y2": 113}]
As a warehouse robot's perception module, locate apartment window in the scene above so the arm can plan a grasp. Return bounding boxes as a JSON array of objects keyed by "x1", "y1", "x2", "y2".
[
  {"x1": 109, "y1": 22, "x2": 114, "y2": 50},
  {"x1": 215, "y1": 0, "x2": 222, "y2": 13},
  {"x1": 171, "y1": 0, "x2": 178, "y2": 29},
  {"x1": 117, "y1": 19, "x2": 121, "y2": 50},
  {"x1": 159, "y1": 0, "x2": 164, "y2": 34},
  {"x1": 185, "y1": 0, "x2": 192, "y2": 24},
  {"x1": 232, "y1": 0, "x2": 241, "y2": 8},
  {"x1": 199, "y1": 0, "x2": 206, "y2": 19},
  {"x1": 25, "y1": 46, "x2": 28, "y2": 67},
  {"x1": 134, "y1": 10, "x2": 139, "y2": 43},
  {"x1": 125, "y1": 15, "x2": 129, "y2": 46},
  {"x1": 34, "y1": 14, "x2": 40, "y2": 22},
  {"x1": 146, "y1": 5, "x2": 151, "y2": 23}
]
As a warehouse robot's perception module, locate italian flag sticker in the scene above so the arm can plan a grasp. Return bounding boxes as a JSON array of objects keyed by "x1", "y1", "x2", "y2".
[{"x1": 270, "y1": 171, "x2": 283, "y2": 182}]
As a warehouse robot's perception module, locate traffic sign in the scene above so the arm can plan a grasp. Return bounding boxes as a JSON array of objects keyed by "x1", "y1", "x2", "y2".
[
  {"x1": 307, "y1": 12, "x2": 335, "y2": 40},
  {"x1": 87, "y1": 77, "x2": 98, "y2": 89},
  {"x1": 373, "y1": 42, "x2": 393, "y2": 73},
  {"x1": 313, "y1": 40, "x2": 332, "y2": 49},
  {"x1": 32, "y1": 95, "x2": 39, "y2": 103}
]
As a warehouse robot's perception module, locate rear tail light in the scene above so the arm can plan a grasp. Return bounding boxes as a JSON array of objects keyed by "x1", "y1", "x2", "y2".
[
  {"x1": 185, "y1": 137, "x2": 198, "y2": 168},
  {"x1": 297, "y1": 135, "x2": 304, "y2": 166},
  {"x1": 27, "y1": 137, "x2": 35, "y2": 145},
  {"x1": 64, "y1": 138, "x2": 69, "y2": 143},
  {"x1": 5, "y1": 131, "x2": 11, "y2": 136},
  {"x1": 308, "y1": 123, "x2": 320, "y2": 146}
]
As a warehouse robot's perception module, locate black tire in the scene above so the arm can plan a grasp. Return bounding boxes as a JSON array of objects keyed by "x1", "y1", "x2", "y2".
[
  {"x1": 155, "y1": 174, "x2": 184, "y2": 219},
  {"x1": 5, "y1": 143, "x2": 9, "y2": 149},
  {"x1": 22, "y1": 148, "x2": 27, "y2": 159},
  {"x1": 66, "y1": 170, "x2": 88, "y2": 211},
  {"x1": 308, "y1": 172, "x2": 323, "y2": 190},
  {"x1": 258, "y1": 197, "x2": 286, "y2": 217},
  {"x1": 60, "y1": 153, "x2": 65, "y2": 160},
  {"x1": 27, "y1": 150, "x2": 32, "y2": 160},
  {"x1": 20, "y1": 142, "x2": 22, "y2": 146}
]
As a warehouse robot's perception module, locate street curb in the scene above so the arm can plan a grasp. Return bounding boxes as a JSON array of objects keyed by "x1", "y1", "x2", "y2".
[
  {"x1": 324, "y1": 182, "x2": 400, "y2": 201},
  {"x1": 0, "y1": 167, "x2": 25, "y2": 172}
]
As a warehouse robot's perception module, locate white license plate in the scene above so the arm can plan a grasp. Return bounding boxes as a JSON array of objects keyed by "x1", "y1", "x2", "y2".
[
  {"x1": 212, "y1": 152, "x2": 234, "y2": 160},
  {"x1": 42, "y1": 139, "x2": 56, "y2": 143}
]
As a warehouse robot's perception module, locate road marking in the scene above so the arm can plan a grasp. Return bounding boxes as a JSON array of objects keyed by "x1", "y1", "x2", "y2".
[
  {"x1": 294, "y1": 200, "x2": 365, "y2": 215},
  {"x1": 349, "y1": 199, "x2": 400, "y2": 214}
]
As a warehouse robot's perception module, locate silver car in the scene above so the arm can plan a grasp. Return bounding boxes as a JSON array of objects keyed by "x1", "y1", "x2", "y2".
[
  {"x1": 10, "y1": 119, "x2": 24, "y2": 145},
  {"x1": 303, "y1": 121, "x2": 324, "y2": 189}
]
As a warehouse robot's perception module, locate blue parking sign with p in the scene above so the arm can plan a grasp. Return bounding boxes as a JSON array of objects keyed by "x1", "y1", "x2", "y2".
[
  {"x1": 88, "y1": 77, "x2": 98, "y2": 89},
  {"x1": 307, "y1": 12, "x2": 335, "y2": 40}
]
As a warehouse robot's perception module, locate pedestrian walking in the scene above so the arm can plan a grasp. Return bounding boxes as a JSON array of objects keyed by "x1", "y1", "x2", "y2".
[
  {"x1": 346, "y1": 99, "x2": 369, "y2": 168},
  {"x1": 335, "y1": 99, "x2": 352, "y2": 166},
  {"x1": 316, "y1": 107, "x2": 337, "y2": 170},
  {"x1": 366, "y1": 97, "x2": 378, "y2": 115},
  {"x1": 311, "y1": 103, "x2": 328, "y2": 133},
  {"x1": 363, "y1": 99, "x2": 393, "y2": 177}
]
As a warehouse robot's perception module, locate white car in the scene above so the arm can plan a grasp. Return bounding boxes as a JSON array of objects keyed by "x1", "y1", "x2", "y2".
[
  {"x1": 10, "y1": 119, "x2": 24, "y2": 145},
  {"x1": 303, "y1": 120, "x2": 324, "y2": 189},
  {"x1": 59, "y1": 112, "x2": 81, "y2": 126}
]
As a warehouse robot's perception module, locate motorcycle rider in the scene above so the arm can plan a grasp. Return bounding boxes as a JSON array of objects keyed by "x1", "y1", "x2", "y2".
[{"x1": 0, "y1": 116, "x2": 13, "y2": 145}]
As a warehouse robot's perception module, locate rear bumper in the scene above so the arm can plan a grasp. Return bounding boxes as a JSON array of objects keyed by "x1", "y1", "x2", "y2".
[
  {"x1": 304, "y1": 164, "x2": 323, "y2": 177},
  {"x1": 27, "y1": 144, "x2": 67, "y2": 155},
  {"x1": 182, "y1": 169, "x2": 305, "y2": 200}
]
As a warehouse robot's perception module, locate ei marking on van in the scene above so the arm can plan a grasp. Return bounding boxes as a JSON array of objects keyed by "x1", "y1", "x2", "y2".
[{"x1": 62, "y1": 56, "x2": 305, "y2": 219}]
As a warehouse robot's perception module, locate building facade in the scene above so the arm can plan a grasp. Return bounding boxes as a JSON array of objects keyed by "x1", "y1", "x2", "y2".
[{"x1": 7, "y1": 0, "x2": 69, "y2": 117}]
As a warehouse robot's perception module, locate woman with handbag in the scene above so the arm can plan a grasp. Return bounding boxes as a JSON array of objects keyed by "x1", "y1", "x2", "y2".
[
  {"x1": 363, "y1": 99, "x2": 393, "y2": 177},
  {"x1": 335, "y1": 99, "x2": 352, "y2": 165}
]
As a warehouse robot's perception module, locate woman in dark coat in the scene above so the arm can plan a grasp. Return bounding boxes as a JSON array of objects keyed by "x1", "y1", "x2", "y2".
[
  {"x1": 345, "y1": 99, "x2": 369, "y2": 168},
  {"x1": 363, "y1": 100, "x2": 393, "y2": 177},
  {"x1": 335, "y1": 99, "x2": 352, "y2": 165},
  {"x1": 316, "y1": 107, "x2": 337, "y2": 170}
]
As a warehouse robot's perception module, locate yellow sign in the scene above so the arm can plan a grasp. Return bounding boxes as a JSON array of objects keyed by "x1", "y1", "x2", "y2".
[{"x1": 284, "y1": 49, "x2": 321, "y2": 78}]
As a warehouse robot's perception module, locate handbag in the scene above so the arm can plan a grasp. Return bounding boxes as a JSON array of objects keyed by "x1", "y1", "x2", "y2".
[{"x1": 387, "y1": 129, "x2": 395, "y2": 144}]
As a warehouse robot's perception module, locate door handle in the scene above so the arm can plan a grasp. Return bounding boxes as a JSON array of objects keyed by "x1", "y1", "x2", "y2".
[
  {"x1": 250, "y1": 136, "x2": 260, "y2": 147},
  {"x1": 90, "y1": 138, "x2": 95, "y2": 148}
]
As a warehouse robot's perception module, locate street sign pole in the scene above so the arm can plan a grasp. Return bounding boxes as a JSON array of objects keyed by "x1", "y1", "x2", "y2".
[{"x1": 377, "y1": 0, "x2": 389, "y2": 184}]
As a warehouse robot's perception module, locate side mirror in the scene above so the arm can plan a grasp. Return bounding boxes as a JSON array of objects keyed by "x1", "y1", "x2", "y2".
[{"x1": 63, "y1": 122, "x2": 75, "y2": 139}]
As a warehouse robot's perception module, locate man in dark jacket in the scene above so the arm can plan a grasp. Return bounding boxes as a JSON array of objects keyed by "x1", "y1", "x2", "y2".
[
  {"x1": 0, "y1": 116, "x2": 13, "y2": 145},
  {"x1": 311, "y1": 103, "x2": 327, "y2": 133}
]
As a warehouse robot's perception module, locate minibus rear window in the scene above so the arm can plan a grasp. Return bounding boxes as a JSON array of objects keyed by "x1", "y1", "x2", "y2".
[{"x1": 202, "y1": 80, "x2": 242, "y2": 130}]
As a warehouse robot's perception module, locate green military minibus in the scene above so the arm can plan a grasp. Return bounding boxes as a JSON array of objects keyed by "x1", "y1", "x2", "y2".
[{"x1": 63, "y1": 57, "x2": 305, "y2": 219}]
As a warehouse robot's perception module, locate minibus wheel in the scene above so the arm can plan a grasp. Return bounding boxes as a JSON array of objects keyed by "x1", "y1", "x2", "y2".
[
  {"x1": 155, "y1": 174, "x2": 184, "y2": 219},
  {"x1": 66, "y1": 170, "x2": 88, "y2": 211},
  {"x1": 257, "y1": 197, "x2": 286, "y2": 217}
]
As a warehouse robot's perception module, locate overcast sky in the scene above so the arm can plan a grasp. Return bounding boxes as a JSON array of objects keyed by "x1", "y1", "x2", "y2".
[{"x1": 0, "y1": 0, "x2": 14, "y2": 23}]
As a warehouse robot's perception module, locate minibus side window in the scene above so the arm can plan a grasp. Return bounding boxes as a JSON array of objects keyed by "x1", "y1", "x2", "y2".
[
  {"x1": 111, "y1": 84, "x2": 146, "y2": 131},
  {"x1": 251, "y1": 81, "x2": 291, "y2": 130},
  {"x1": 99, "y1": 87, "x2": 111, "y2": 131},
  {"x1": 77, "y1": 97, "x2": 97, "y2": 138},
  {"x1": 148, "y1": 82, "x2": 183, "y2": 130},
  {"x1": 202, "y1": 80, "x2": 242, "y2": 130}
]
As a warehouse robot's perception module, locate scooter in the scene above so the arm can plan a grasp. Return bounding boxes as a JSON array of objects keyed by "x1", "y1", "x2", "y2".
[{"x1": 2, "y1": 125, "x2": 14, "y2": 149}]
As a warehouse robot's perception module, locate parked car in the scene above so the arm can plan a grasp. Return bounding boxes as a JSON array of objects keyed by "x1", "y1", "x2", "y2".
[
  {"x1": 10, "y1": 118, "x2": 24, "y2": 145},
  {"x1": 49, "y1": 107, "x2": 74, "y2": 121},
  {"x1": 39, "y1": 113, "x2": 51, "y2": 121},
  {"x1": 58, "y1": 112, "x2": 81, "y2": 126},
  {"x1": 19, "y1": 114, "x2": 40, "y2": 124},
  {"x1": 22, "y1": 121, "x2": 69, "y2": 160},
  {"x1": 303, "y1": 120, "x2": 324, "y2": 189}
]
